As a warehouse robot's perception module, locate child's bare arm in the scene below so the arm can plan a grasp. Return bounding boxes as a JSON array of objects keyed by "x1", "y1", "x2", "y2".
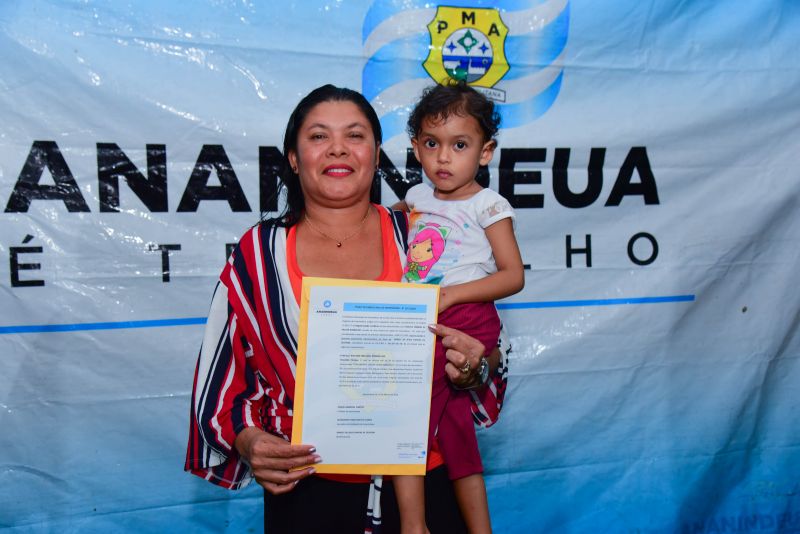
[{"x1": 439, "y1": 218, "x2": 524, "y2": 312}]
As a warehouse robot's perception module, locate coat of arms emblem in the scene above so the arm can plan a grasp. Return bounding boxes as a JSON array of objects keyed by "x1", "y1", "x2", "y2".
[{"x1": 423, "y1": 7, "x2": 510, "y2": 100}]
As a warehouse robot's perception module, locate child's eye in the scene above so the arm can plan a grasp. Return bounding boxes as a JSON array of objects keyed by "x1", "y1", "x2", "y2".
[
  {"x1": 454, "y1": 141, "x2": 467, "y2": 150},
  {"x1": 424, "y1": 139, "x2": 437, "y2": 149}
]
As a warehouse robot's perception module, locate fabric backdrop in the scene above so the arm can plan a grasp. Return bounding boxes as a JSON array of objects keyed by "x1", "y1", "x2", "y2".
[{"x1": 1, "y1": 1, "x2": 798, "y2": 532}]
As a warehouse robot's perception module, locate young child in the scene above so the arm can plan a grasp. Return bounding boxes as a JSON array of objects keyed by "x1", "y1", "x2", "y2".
[{"x1": 393, "y1": 82, "x2": 524, "y2": 533}]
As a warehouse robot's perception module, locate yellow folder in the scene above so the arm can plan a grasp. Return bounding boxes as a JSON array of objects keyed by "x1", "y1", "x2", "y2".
[{"x1": 291, "y1": 276, "x2": 439, "y2": 475}]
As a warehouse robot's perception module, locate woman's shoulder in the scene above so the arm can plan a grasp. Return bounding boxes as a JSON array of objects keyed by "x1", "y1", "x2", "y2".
[
  {"x1": 245, "y1": 217, "x2": 293, "y2": 241},
  {"x1": 234, "y1": 220, "x2": 269, "y2": 248},
  {"x1": 374, "y1": 203, "x2": 408, "y2": 227},
  {"x1": 226, "y1": 218, "x2": 289, "y2": 263},
  {"x1": 374, "y1": 203, "x2": 409, "y2": 251},
  {"x1": 252, "y1": 215, "x2": 286, "y2": 232},
  {"x1": 372, "y1": 202, "x2": 404, "y2": 218}
]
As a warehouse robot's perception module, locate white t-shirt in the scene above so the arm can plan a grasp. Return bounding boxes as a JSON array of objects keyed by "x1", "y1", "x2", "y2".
[{"x1": 403, "y1": 183, "x2": 515, "y2": 287}]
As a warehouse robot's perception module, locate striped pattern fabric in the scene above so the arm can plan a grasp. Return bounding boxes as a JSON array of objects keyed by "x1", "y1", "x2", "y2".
[{"x1": 185, "y1": 206, "x2": 509, "y2": 495}]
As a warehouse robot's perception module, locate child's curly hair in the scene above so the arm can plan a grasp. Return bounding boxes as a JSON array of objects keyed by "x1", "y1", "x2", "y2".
[{"x1": 406, "y1": 80, "x2": 501, "y2": 142}]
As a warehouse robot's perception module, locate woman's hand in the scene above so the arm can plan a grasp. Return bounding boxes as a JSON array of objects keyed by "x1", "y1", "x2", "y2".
[
  {"x1": 428, "y1": 323, "x2": 494, "y2": 389},
  {"x1": 235, "y1": 427, "x2": 321, "y2": 495}
]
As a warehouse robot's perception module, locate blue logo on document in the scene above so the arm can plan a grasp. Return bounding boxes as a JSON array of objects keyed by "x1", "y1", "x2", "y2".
[{"x1": 323, "y1": 300, "x2": 332, "y2": 308}]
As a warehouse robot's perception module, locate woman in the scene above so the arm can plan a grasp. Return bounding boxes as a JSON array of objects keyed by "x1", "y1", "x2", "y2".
[{"x1": 185, "y1": 85, "x2": 509, "y2": 533}]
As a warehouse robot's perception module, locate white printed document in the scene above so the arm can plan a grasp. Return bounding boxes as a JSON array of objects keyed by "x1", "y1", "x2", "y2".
[{"x1": 291, "y1": 277, "x2": 439, "y2": 475}]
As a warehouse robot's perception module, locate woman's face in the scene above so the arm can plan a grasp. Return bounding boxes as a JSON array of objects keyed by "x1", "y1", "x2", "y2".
[{"x1": 288, "y1": 100, "x2": 379, "y2": 209}]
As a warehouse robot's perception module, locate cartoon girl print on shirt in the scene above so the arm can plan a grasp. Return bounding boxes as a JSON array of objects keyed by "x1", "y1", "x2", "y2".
[{"x1": 404, "y1": 222, "x2": 450, "y2": 284}]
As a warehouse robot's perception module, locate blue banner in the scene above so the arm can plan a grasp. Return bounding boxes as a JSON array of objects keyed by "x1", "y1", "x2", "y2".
[{"x1": 1, "y1": 1, "x2": 798, "y2": 532}]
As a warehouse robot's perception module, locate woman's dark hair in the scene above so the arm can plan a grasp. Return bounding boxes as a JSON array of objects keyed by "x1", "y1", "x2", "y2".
[
  {"x1": 407, "y1": 80, "x2": 500, "y2": 142},
  {"x1": 264, "y1": 84, "x2": 382, "y2": 227}
]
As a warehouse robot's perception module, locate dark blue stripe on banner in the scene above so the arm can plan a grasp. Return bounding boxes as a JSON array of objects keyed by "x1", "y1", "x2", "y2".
[
  {"x1": 0, "y1": 317, "x2": 208, "y2": 334},
  {"x1": 0, "y1": 295, "x2": 694, "y2": 334},
  {"x1": 497, "y1": 295, "x2": 695, "y2": 310}
]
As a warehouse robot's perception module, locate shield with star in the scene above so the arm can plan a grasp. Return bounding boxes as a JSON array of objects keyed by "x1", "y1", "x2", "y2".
[{"x1": 423, "y1": 7, "x2": 510, "y2": 90}]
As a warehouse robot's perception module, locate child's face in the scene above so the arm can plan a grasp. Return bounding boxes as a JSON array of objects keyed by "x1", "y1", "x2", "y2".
[{"x1": 411, "y1": 113, "x2": 496, "y2": 200}]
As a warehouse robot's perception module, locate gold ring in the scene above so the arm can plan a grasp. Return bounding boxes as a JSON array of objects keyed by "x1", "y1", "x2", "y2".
[{"x1": 460, "y1": 361, "x2": 471, "y2": 374}]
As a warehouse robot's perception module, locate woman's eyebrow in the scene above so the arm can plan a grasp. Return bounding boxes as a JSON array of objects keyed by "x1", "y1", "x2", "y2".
[{"x1": 306, "y1": 122, "x2": 367, "y2": 130}]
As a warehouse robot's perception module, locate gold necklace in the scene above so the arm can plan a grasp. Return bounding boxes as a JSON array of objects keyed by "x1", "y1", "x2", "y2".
[{"x1": 303, "y1": 206, "x2": 372, "y2": 247}]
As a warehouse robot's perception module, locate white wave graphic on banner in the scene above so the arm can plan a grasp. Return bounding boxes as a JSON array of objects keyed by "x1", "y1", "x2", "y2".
[{"x1": 362, "y1": 0, "x2": 570, "y2": 142}]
